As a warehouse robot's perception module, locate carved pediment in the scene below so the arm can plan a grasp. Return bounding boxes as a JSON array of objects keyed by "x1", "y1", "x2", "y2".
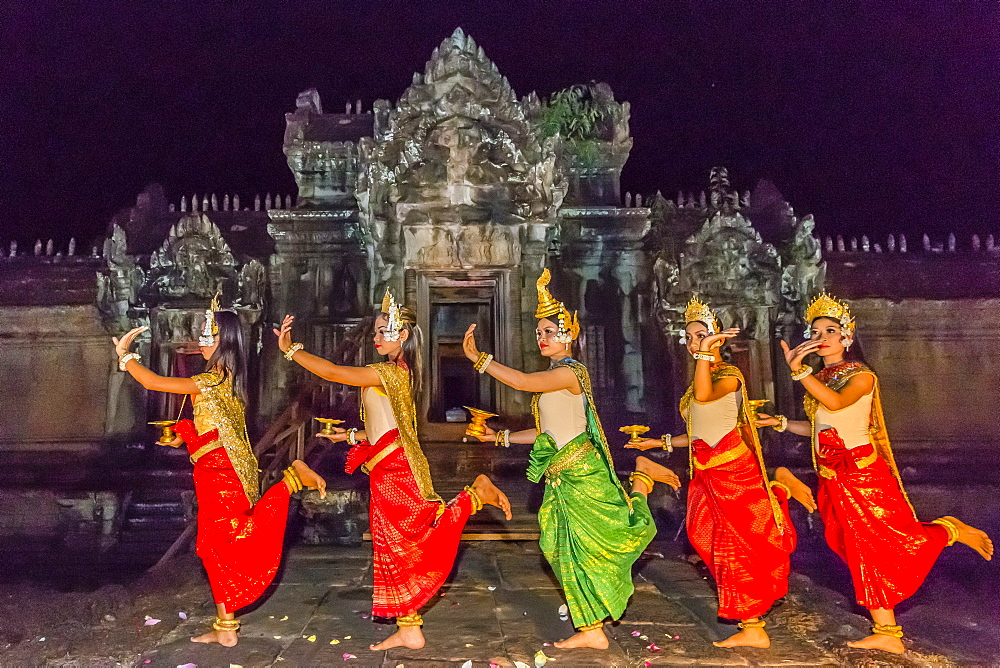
[
  {"x1": 145, "y1": 214, "x2": 238, "y2": 303},
  {"x1": 358, "y1": 28, "x2": 565, "y2": 237}
]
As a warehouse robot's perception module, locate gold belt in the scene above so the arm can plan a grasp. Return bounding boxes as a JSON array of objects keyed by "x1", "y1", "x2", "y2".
[
  {"x1": 189, "y1": 442, "x2": 222, "y2": 464},
  {"x1": 545, "y1": 439, "x2": 594, "y2": 483},
  {"x1": 362, "y1": 442, "x2": 401, "y2": 474},
  {"x1": 692, "y1": 441, "x2": 749, "y2": 470}
]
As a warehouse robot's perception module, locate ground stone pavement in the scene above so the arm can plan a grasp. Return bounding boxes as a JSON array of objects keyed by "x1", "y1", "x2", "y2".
[{"x1": 136, "y1": 540, "x2": 978, "y2": 668}]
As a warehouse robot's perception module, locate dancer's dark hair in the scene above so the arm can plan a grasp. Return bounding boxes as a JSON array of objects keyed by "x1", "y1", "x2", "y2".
[{"x1": 206, "y1": 310, "x2": 249, "y2": 405}]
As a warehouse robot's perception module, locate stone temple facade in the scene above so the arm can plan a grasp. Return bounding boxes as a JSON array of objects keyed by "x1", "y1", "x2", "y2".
[{"x1": 2, "y1": 28, "x2": 999, "y2": 562}]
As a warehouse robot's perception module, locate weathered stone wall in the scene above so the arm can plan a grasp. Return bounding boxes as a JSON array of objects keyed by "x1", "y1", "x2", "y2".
[{"x1": 0, "y1": 304, "x2": 120, "y2": 446}]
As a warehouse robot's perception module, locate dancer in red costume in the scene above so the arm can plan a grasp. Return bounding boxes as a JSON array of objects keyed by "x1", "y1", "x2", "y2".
[
  {"x1": 275, "y1": 289, "x2": 512, "y2": 650},
  {"x1": 113, "y1": 306, "x2": 326, "y2": 647},
  {"x1": 630, "y1": 296, "x2": 809, "y2": 648},
  {"x1": 758, "y1": 292, "x2": 993, "y2": 654}
]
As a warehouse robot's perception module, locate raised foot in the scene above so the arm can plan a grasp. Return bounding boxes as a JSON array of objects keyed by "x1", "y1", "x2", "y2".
[
  {"x1": 291, "y1": 459, "x2": 327, "y2": 498},
  {"x1": 847, "y1": 633, "x2": 905, "y2": 654},
  {"x1": 190, "y1": 628, "x2": 238, "y2": 647},
  {"x1": 369, "y1": 625, "x2": 425, "y2": 650},
  {"x1": 553, "y1": 627, "x2": 610, "y2": 649},
  {"x1": 472, "y1": 474, "x2": 513, "y2": 520},
  {"x1": 713, "y1": 627, "x2": 770, "y2": 648},
  {"x1": 635, "y1": 455, "x2": 681, "y2": 490},
  {"x1": 943, "y1": 516, "x2": 993, "y2": 560}
]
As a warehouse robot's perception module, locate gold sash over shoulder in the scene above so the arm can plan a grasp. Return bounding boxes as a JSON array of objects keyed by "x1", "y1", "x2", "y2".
[
  {"x1": 804, "y1": 362, "x2": 915, "y2": 516},
  {"x1": 192, "y1": 371, "x2": 261, "y2": 504},
  {"x1": 680, "y1": 363, "x2": 785, "y2": 531},
  {"x1": 361, "y1": 362, "x2": 443, "y2": 506}
]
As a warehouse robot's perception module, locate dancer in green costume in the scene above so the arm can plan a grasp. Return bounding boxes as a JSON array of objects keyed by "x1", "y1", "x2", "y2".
[{"x1": 462, "y1": 269, "x2": 680, "y2": 649}]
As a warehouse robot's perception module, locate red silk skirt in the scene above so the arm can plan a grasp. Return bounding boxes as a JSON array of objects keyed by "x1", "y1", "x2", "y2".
[
  {"x1": 816, "y1": 429, "x2": 949, "y2": 610},
  {"x1": 349, "y1": 430, "x2": 474, "y2": 617},
  {"x1": 190, "y1": 447, "x2": 291, "y2": 613},
  {"x1": 687, "y1": 428, "x2": 796, "y2": 619}
]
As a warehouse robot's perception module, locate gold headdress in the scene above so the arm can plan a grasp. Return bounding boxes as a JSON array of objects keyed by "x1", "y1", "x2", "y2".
[
  {"x1": 804, "y1": 292, "x2": 855, "y2": 343},
  {"x1": 380, "y1": 288, "x2": 403, "y2": 342},
  {"x1": 684, "y1": 295, "x2": 720, "y2": 334},
  {"x1": 199, "y1": 291, "x2": 222, "y2": 346},
  {"x1": 534, "y1": 269, "x2": 580, "y2": 343}
]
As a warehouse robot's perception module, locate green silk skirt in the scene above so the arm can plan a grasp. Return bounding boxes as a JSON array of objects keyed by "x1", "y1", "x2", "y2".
[{"x1": 527, "y1": 432, "x2": 656, "y2": 628}]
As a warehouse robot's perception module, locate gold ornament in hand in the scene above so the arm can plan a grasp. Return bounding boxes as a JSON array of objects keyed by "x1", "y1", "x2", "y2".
[
  {"x1": 314, "y1": 418, "x2": 344, "y2": 436},
  {"x1": 619, "y1": 425, "x2": 650, "y2": 444},
  {"x1": 464, "y1": 406, "x2": 498, "y2": 438},
  {"x1": 149, "y1": 420, "x2": 179, "y2": 445}
]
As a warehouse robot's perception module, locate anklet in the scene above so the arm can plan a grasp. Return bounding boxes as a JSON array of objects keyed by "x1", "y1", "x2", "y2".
[
  {"x1": 579, "y1": 620, "x2": 604, "y2": 632},
  {"x1": 629, "y1": 470, "x2": 655, "y2": 492},
  {"x1": 463, "y1": 485, "x2": 484, "y2": 514},
  {"x1": 212, "y1": 617, "x2": 241, "y2": 632},
  {"x1": 283, "y1": 466, "x2": 304, "y2": 493},
  {"x1": 737, "y1": 619, "x2": 766, "y2": 629},
  {"x1": 396, "y1": 613, "x2": 423, "y2": 627},
  {"x1": 931, "y1": 517, "x2": 960, "y2": 546},
  {"x1": 872, "y1": 623, "x2": 903, "y2": 638}
]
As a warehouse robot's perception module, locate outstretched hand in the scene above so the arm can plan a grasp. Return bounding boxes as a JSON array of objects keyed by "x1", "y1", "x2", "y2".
[
  {"x1": 273, "y1": 315, "x2": 294, "y2": 354},
  {"x1": 756, "y1": 412, "x2": 779, "y2": 427},
  {"x1": 112, "y1": 325, "x2": 149, "y2": 356},
  {"x1": 780, "y1": 338, "x2": 821, "y2": 370},
  {"x1": 698, "y1": 327, "x2": 740, "y2": 351},
  {"x1": 625, "y1": 438, "x2": 662, "y2": 451},
  {"x1": 462, "y1": 323, "x2": 481, "y2": 363},
  {"x1": 465, "y1": 424, "x2": 496, "y2": 443},
  {"x1": 316, "y1": 427, "x2": 349, "y2": 443}
]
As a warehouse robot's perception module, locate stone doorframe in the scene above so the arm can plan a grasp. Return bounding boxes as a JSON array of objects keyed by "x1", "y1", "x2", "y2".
[{"x1": 414, "y1": 269, "x2": 517, "y2": 424}]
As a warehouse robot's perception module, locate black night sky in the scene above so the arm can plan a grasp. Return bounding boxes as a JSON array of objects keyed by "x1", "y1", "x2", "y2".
[{"x1": 2, "y1": 1, "x2": 997, "y2": 245}]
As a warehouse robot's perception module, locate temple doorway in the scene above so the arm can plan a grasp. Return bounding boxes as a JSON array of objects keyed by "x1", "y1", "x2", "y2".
[{"x1": 418, "y1": 273, "x2": 509, "y2": 422}]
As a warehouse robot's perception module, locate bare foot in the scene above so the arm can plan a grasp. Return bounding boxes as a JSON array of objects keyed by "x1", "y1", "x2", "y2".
[
  {"x1": 291, "y1": 459, "x2": 327, "y2": 498},
  {"x1": 369, "y1": 625, "x2": 425, "y2": 650},
  {"x1": 847, "y1": 633, "x2": 905, "y2": 654},
  {"x1": 942, "y1": 516, "x2": 993, "y2": 560},
  {"x1": 472, "y1": 474, "x2": 513, "y2": 520},
  {"x1": 554, "y1": 627, "x2": 610, "y2": 649},
  {"x1": 635, "y1": 455, "x2": 681, "y2": 490},
  {"x1": 190, "y1": 628, "x2": 238, "y2": 647},
  {"x1": 713, "y1": 627, "x2": 770, "y2": 648}
]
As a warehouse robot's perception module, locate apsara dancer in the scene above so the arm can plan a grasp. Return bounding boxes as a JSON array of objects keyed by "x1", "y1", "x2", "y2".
[
  {"x1": 757, "y1": 292, "x2": 993, "y2": 653},
  {"x1": 628, "y1": 296, "x2": 806, "y2": 648},
  {"x1": 113, "y1": 303, "x2": 326, "y2": 647},
  {"x1": 462, "y1": 269, "x2": 678, "y2": 650},
  {"x1": 275, "y1": 290, "x2": 512, "y2": 651}
]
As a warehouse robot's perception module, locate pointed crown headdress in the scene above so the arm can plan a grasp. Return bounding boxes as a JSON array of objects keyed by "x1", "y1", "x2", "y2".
[
  {"x1": 804, "y1": 292, "x2": 855, "y2": 339},
  {"x1": 199, "y1": 291, "x2": 222, "y2": 347},
  {"x1": 684, "y1": 295, "x2": 720, "y2": 334},
  {"x1": 534, "y1": 269, "x2": 580, "y2": 343},
  {"x1": 380, "y1": 288, "x2": 403, "y2": 342}
]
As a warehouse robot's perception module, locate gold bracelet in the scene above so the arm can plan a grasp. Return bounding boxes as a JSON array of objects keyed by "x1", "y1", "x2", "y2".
[
  {"x1": 769, "y1": 480, "x2": 791, "y2": 498},
  {"x1": 346, "y1": 428, "x2": 359, "y2": 446},
  {"x1": 773, "y1": 415, "x2": 788, "y2": 432},
  {"x1": 931, "y1": 517, "x2": 960, "y2": 546},
  {"x1": 692, "y1": 351, "x2": 714, "y2": 362},
  {"x1": 118, "y1": 352, "x2": 141, "y2": 371},
  {"x1": 473, "y1": 351, "x2": 490, "y2": 371},
  {"x1": 629, "y1": 470, "x2": 656, "y2": 492},
  {"x1": 283, "y1": 466, "x2": 304, "y2": 493},
  {"x1": 396, "y1": 613, "x2": 423, "y2": 627},
  {"x1": 790, "y1": 365, "x2": 813, "y2": 381},
  {"x1": 494, "y1": 429, "x2": 510, "y2": 448},
  {"x1": 212, "y1": 617, "x2": 241, "y2": 632},
  {"x1": 660, "y1": 434, "x2": 673, "y2": 452},
  {"x1": 478, "y1": 354, "x2": 493, "y2": 374},
  {"x1": 284, "y1": 342, "x2": 304, "y2": 361},
  {"x1": 463, "y1": 485, "x2": 484, "y2": 514},
  {"x1": 872, "y1": 623, "x2": 903, "y2": 638}
]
